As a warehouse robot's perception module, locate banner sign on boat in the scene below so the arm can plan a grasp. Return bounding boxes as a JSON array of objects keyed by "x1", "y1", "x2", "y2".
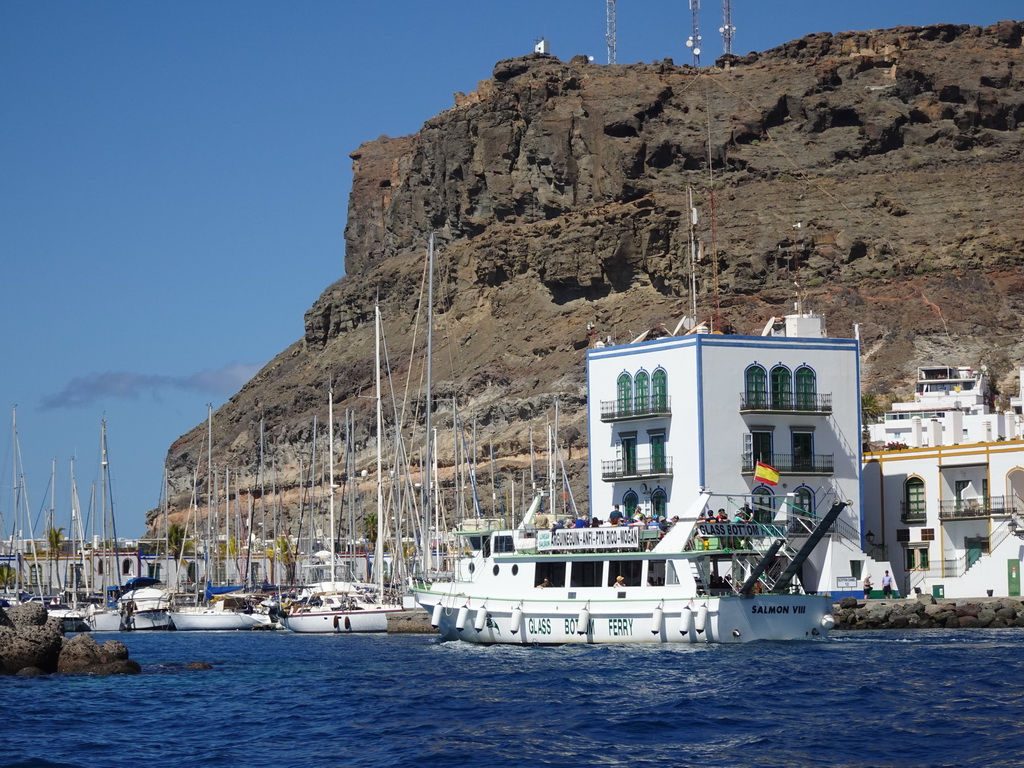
[
  {"x1": 696, "y1": 523, "x2": 761, "y2": 537},
  {"x1": 537, "y1": 527, "x2": 640, "y2": 551}
]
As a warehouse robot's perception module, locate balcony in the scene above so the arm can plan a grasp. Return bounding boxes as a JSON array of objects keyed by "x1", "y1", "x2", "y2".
[
  {"x1": 741, "y1": 453, "x2": 834, "y2": 475},
  {"x1": 600, "y1": 397, "x2": 671, "y2": 422},
  {"x1": 739, "y1": 392, "x2": 832, "y2": 415},
  {"x1": 938, "y1": 495, "x2": 1015, "y2": 521},
  {"x1": 601, "y1": 457, "x2": 674, "y2": 481},
  {"x1": 900, "y1": 501, "x2": 927, "y2": 524}
]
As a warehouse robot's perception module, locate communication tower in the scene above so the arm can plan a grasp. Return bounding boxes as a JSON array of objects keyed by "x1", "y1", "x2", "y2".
[
  {"x1": 606, "y1": 0, "x2": 617, "y2": 65},
  {"x1": 720, "y1": 0, "x2": 735, "y2": 56},
  {"x1": 686, "y1": 0, "x2": 702, "y2": 67}
]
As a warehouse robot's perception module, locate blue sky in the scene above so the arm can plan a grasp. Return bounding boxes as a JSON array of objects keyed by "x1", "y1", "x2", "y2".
[{"x1": 2, "y1": 1, "x2": 1018, "y2": 538}]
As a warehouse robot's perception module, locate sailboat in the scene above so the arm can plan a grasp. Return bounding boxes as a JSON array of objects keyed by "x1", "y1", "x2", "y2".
[
  {"x1": 83, "y1": 420, "x2": 172, "y2": 631},
  {"x1": 279, "y1": 374, "x2": 402, "y2": 634}
]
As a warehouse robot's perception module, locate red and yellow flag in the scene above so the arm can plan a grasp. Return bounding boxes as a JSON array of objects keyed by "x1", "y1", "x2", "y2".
[{"x1": 754, "y1": 461, "x2": 780, "y2": 486}]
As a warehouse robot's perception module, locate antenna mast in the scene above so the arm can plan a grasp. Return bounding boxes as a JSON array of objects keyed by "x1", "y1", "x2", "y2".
[
  {"x1": 686, "y1": 0, "x2": 702, "y2": 66},
  {"x1": 606, "y1": 0, "x2": 617, "y2": 65},
  {"x1": 720, "y1": 0, "x2": 734, "y2": 56}
]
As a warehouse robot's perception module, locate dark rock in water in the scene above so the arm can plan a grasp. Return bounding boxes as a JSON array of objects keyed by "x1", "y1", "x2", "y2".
[
  {"x1": 57, "y1": 633, "x2": 139, "y2": 675},
  {"x1": 7, "y1": 602, "x2": 48, "y2": 627},
  {"x1": 0, "y1": 604, "x2": 140, "y2": 676},
  {"x1": 183, "y1": 661, "x2": 213, "y2": 670},
  {"x1": 0, "y1": 614, "x2": 64, "y2": 674}
]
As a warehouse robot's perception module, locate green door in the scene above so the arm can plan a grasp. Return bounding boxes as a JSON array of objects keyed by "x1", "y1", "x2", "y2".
[
  {"x1": 1009, "y1": 560, "x2": 1021, "y2": 597},
  {"x1": 967, "y1": 539, "x2": 983, "y2": 569}
]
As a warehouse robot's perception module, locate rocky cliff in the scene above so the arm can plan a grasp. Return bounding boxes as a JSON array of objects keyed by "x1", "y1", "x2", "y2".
[{"x1": 150, "y1": 21, "x2": 1024, "y2": 536}]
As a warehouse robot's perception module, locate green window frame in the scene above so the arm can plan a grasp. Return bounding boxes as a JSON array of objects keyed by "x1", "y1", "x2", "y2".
[
  {"x1": 795, "y1": 366, "x2": 816, "y2": 410},
  {"x1": 652, "y1": 369, "x2": 668, "y2": 411},
  {"x1": 635, "y1": 371, "x2": 650, "y2": 414},
  {"x1": 771, "y1": 365, "x2": 792, "y2": 410},
  {"x1": 745, "y1": 365, "x2": 767, "y2": 408},
  {"x1": 904, "y1": 478, "x2": 925, "y2": 516},
  {"x1": 622, "y1": 490, "x2": 639, "y2": 516},
  {"x1": 617, "y1": 373, "x2": 633, "y2": 415}
]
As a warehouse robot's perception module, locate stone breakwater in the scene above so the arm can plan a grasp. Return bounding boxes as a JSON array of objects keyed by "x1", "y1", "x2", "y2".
[{"x1": 832, "y1": 595, "x2": 1024, "y2": 630}]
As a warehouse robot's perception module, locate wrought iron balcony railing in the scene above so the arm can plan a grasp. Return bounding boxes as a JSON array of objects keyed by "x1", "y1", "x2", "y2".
[
  {"x1": 741, "y1": 453, "x2": 834, "y2": 475},
  {"x1": 601, "y1": 457, "x2": 674, "y2": 481},
  {"x1": 938, "y1": 495, "x2": 1015, "y2": 520},
  {"x1": 599, "y1": 397, "x2": 671, "y2": 422},
  {"x1": 739, "y1": 392, "x2": 832, "y2": 414}
]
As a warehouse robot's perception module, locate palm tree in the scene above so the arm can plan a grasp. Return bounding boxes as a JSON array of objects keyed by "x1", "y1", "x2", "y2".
[
  {"x1": 47, "y1": 525, "x2": 65, "y2": 591},
  {"x1": 861, "y1": 394, "x2": 886, "y2": 424},
  {"x1": 0, "y1": 564, "x2": 15, "y2": 590}
]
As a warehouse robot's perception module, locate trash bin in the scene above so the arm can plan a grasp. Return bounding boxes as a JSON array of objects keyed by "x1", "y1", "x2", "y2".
[{"x1": 932, "y1": 585, "x2": 945, "y2": 599}]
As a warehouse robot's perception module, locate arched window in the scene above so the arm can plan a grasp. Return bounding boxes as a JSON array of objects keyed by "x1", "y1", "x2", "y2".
[
  {"x1": 795, "y1": 366, "x2": 816, "y2": 410},
  {"x1": 771, "y1": 365, "x2": 792, "y2": 410},
  {"x1": 29, "y1": 564, "x2": 42, "y2": 586},
  {"x1": 617, "y1": 373, "x2": 633, "y2": 416},
  {"x1": 622, "y1": 490, "x2": 639, "y2": 517},
  {"x1": 652, "y1": 369, "x2": 668, "y2": 411},
  {"x1": 121, "y1": 558, "x2": 133, "y2": 576},
  {"x1": 745, "y1": 365, "x2": 767, "y2": 409},
  {"x1": 751, "y1": 486, "x2": 775, "y2": 523},
  {"x1": 652, "y1": 489, "x2": 667, "y2": 518},
  {"x1": 793, "y1": 486, "x2": 814, "y2": 517},
  {"x1": 634, "y1": 371, "x2": 650, "y2": 414},
  {"x1": 904, "y1": 477, "x2": 925, "y2": 521}
]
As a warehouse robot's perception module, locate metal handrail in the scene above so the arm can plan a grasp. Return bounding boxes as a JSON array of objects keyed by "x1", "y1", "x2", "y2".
[
  {"x1": 599, "y1": 397, "x2": 672, "y2": 421},
  {"x1": 741, "y1": 453, "x2": 835, "y2": 474},
  {"x1": 600, "y1": 457, "x2": 674, "y2": 480},
  {"x1": 739, "y1": 392, "x2": 832, "y2": 413}
]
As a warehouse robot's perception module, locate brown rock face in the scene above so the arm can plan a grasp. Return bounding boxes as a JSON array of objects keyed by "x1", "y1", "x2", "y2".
[{"x1": 154, "y1": 22, "x2": 1024, "y2": 535}]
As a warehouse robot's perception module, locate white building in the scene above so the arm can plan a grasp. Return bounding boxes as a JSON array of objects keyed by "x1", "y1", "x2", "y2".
[
  {"x1": 862, "y1": 440, "x2": 1024, "y2": 599},
  {"x1": 867, "y1": 364, "x2": 1024, "y2": 447},
  {"x1": 585, "y1": 310, "x2": 877, "y2": 597}
]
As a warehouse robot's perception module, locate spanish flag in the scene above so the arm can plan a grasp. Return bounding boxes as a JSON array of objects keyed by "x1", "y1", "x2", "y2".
[{"x1": 754, "y1": 461, "x2": 780, "y2": 486}]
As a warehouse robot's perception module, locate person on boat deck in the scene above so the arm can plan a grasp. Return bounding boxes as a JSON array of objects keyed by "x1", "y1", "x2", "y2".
[
  {"x1": 716, "y1": 509, "x2": 728, "y2": 522},
  {"x1": 551, "y1": 519, "x2": 564, "y2": 533},
  {"x1": 628, "y1": 515, "x2": 645, "y2": 527},
  {"x1": 573, "y1": 517, "x2": 587, "y2": 528},
  {"x1": 614, "y1": 575, "x2": 626, "y2": 587},
  {"x1": 590, "y1": 517, "x2": 602, "y2": 527},
  {"x1": 536, "y1": 578, "x2": 552, "y2": 589},
  {"x1": 609, "y1": 504, "x2": 624, "y2": 524}
]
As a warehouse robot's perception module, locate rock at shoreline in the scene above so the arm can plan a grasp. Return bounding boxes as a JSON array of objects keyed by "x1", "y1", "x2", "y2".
[
  {"x1": 0, "y1": 605, "x2": 140, "y2": 676},
  {"x1": 832, "y1": 595, "x2": 1024, "y2": 630}
]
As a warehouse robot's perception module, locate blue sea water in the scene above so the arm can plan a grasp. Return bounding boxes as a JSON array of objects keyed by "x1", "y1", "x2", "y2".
[{"x1": 6, "y1": 628, "x2": 1024, "y2": 768}]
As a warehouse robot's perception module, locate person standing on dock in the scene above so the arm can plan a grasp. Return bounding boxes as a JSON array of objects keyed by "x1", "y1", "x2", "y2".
[
  {"x1": 881, "y1": 571, "x2": 894, "y2": 599},
  {"x1": 863, "y1": 575, "x2": 873, "y2": 599}
]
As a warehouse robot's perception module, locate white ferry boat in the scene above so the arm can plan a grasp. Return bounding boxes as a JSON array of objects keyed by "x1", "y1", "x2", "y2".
[{"x1": 414, "y1": 491, "x2": 841, "y2": 645}]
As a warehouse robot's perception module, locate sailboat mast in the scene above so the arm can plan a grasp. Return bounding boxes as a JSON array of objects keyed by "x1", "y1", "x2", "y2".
[
  {"x1": 422, "y1": 232, "x2": 434, "y2": 580},
  {"x1": 375, "y1": 302, "x2": 384, "y2": 600},
  {"x1": 328, "y1": 384, "x2": 336, "y2": 584}
]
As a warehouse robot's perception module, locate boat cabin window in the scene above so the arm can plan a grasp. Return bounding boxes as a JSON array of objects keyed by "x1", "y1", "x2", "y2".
[
  {"x1": 608, "y1": 560, "x2": 643, "y2": 587},
  {"x1": 665, "y1": 562, "x2": 682, "y2": 585},
  {"x1": 569, "y1": 560, "x2": 603, "y2": 588},
  {"x1": 464, "y1": 535, "x2": 491, "y2": 557},
  {"x1": 647, "y1": 559, "x2": 667, "y2": 586},
  {"x1": 492, "y1": 534, "x2": 514, "y2": 554},
  {"x1": 535, "y1": 562, "x2": 566, "y2": 587}
]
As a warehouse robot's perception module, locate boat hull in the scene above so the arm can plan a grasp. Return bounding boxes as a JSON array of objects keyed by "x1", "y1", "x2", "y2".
[
  {"x1": 416, "y1": 590, "x2": 832, "y2": 644},
  {"x1": 278, "y1": 606, "x2": 397, "y2": 634},
  {"x1": 170, "y1": 610, "x2": 265, "y2": 631}
]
